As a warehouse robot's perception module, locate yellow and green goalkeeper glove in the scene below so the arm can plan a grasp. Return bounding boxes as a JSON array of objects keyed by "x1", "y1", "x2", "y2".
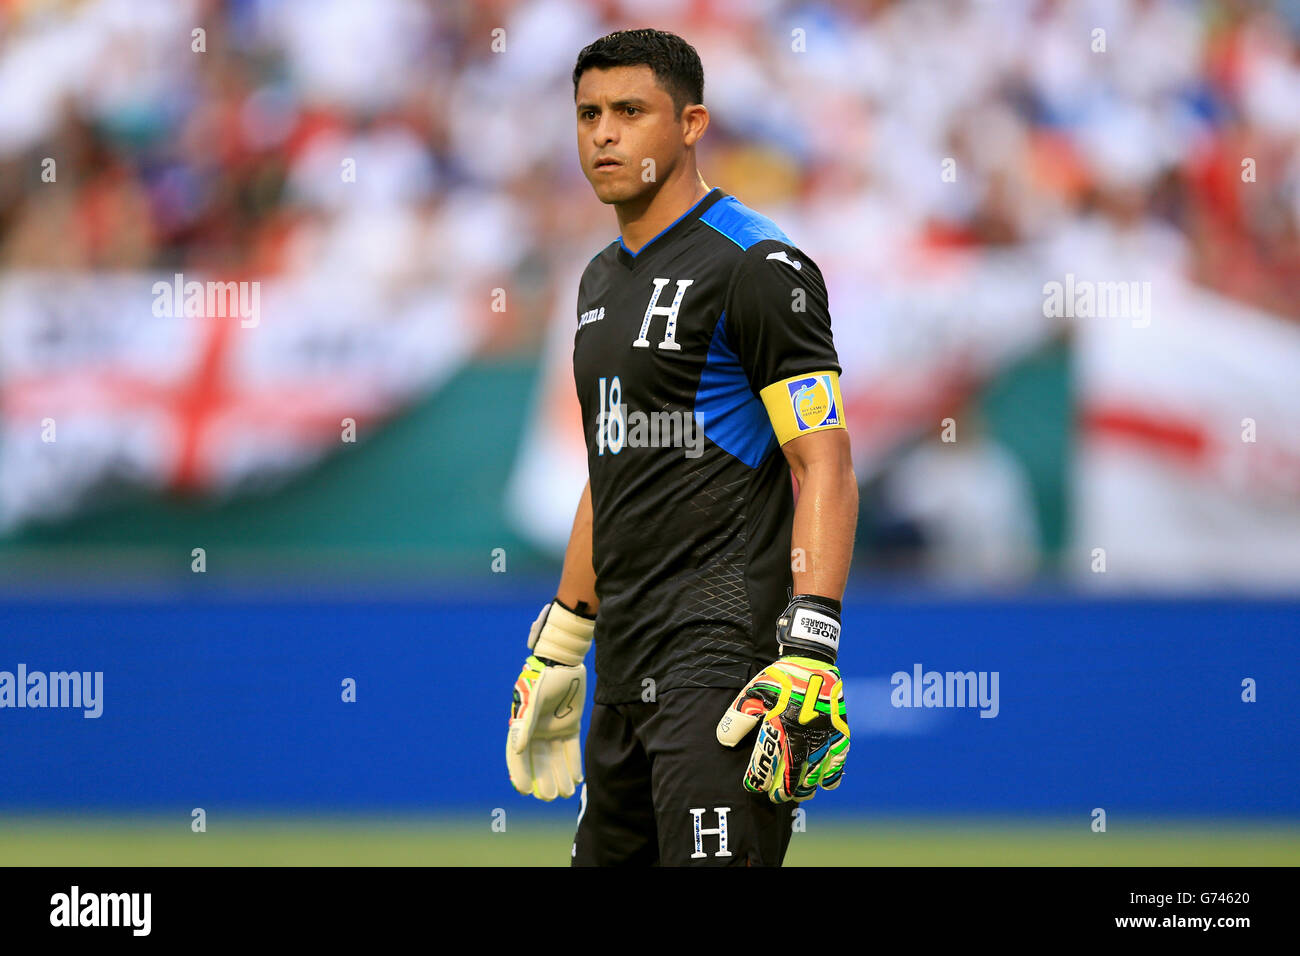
[
  {"x1": 506, "y1": 599, "x2": 595, "y2": 801},
  {"x1": 716, "y1": 595, "x2": 850, "y2": 803}
]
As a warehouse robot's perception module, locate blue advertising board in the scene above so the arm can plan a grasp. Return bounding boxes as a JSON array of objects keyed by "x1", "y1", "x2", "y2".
[{"x1": 0, "y1": 593, "x2": 1295, "y2": 816}]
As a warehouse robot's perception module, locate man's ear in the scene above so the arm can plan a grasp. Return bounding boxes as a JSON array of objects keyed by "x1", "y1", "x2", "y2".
[{"x1": 683, "y1": 104, "x2": 709, "y2": 145}]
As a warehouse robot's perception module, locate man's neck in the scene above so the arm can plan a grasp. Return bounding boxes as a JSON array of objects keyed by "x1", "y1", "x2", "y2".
[{"x1": 617, "y1": 173, "x2": 711, "y2": 254}]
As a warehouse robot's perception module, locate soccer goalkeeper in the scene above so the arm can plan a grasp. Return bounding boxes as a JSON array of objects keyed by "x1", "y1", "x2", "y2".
[{"x1": 507, "y1": 28, "x2": 857, "y2": 866}]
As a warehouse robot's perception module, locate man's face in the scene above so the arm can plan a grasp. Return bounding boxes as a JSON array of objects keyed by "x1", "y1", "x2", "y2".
[{"x1": 575, "y1": 65, "x2": 690, "y2": 205}]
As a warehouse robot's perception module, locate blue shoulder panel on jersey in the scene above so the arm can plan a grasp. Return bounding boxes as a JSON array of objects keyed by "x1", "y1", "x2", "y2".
[
  {"x1": 694, "y1": 312, "x2": 779, "y2": 469},
  {"x1": 699, "y1": 196, "x2": 792, "y2": 250}
]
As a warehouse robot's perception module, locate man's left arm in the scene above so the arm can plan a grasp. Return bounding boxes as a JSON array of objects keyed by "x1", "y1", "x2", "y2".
[
  {"x1": 716, "y1": 421, "x2": 857, "y2": 804},
  {"x1": 783, "y1": 427, "x2": 857, "y2": 602},
  {"x1": 712, "y1": 240, "x2": 855, "y2": 803}
]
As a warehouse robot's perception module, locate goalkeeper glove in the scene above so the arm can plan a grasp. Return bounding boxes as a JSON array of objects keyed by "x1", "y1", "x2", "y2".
[
  {"x1": 506, "y1": 599, "x2": 595, "y2": 801},
  {"x1": 716, "y1": 595, "x2": 850, "y2": 803}
]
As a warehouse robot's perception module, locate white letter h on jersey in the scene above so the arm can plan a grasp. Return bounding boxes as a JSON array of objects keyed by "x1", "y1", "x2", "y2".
[
  {"x1": 633, "y1": 277, "x2": 694, "y2": 351},
  {"x1": 689, "y1": 806, "x2": 732, "y2": 858}
]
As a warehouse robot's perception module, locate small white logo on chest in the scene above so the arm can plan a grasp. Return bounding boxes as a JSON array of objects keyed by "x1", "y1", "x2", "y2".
[
  {"x1": 579, "y1": 306, "x2": 605, "y2": 328},
  {"x1": 766, "y1": 250, "x2": 801, "y2": 270}
]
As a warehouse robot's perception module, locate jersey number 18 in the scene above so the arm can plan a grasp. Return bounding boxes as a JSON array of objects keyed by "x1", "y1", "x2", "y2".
[{"x1": 596, "y1": 375, "x2": 625, "y2": 456}]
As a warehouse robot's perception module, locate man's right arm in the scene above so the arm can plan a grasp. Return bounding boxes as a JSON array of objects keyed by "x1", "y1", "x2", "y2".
[
  {"x1": 555, "y1": 478, "x2": 598, "y2": 616},
  {"x1": 506, "y1": 479, "x2": 595, "y2": 799}
]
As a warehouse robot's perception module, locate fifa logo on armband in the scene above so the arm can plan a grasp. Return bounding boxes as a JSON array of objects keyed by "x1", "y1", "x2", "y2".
[
  {"x1": 688, "y1": 806, "x2": 732, "y2": 859},
  {"x1": 787, "y1": 375, "x2": 838, "y2": 431}
]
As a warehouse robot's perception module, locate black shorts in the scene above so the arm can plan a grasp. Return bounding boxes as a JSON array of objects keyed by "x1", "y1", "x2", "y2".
[{"x1": 570, "y1": 686, "x2": 796, "y2": 866}]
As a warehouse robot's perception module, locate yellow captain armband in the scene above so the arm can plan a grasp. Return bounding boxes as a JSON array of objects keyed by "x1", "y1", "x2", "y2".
[{"x1": 759, "y1": 371, "x2": 847, "y2": 446}]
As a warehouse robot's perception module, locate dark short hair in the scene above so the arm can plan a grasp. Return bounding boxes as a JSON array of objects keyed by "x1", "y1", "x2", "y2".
[{"x1": 572, "y1": 29, "x2": 704, "y2": 117}]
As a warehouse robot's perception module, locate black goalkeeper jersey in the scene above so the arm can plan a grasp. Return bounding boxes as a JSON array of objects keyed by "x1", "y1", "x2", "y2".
[{"x1": 573, "y1": 186, "x2": 845, "y2": 704}]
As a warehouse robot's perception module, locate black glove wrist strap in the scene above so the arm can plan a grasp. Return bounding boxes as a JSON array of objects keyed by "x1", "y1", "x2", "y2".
[
  {"x1": 553, "y1": 596, "x2": 597, "y2": 620},
  {"x1": 777, "y1": 594, "x2": 842, "y2": 665}
]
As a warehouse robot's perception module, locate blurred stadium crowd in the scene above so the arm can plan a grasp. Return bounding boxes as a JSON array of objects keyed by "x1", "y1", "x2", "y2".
[
  {"x1": 2, "y1": 0, "x2": 1297, "y2": 318},
  {"x1": 0, "y1": 0, "x2": 1294, "y2": 314},
  {"x1": 1, "y1": 0, "x2": 1298, "y2": 588}
]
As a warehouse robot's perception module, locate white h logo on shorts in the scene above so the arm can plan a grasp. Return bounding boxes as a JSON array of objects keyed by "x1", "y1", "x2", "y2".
[{"x1": 688, "y1": 806, "x2": 732, "y2": 858}]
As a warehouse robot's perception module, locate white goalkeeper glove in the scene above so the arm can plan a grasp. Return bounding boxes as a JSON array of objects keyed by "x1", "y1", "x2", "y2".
[{"x1": 506, "y1": 599, "x2": 595, "y2": 801}]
